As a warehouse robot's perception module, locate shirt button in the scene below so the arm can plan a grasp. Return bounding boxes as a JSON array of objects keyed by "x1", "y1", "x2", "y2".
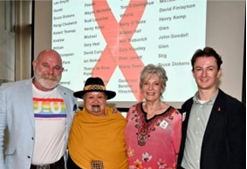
[
  {"x1": 197, "y1": 118, "x2": 200, "y2": 120},
  {"x1": 27, "y1": 156, "x2": 30, "y2": 158},
  {"x1": 31, "y1": 137, "x2": 34, "y2": 140}
]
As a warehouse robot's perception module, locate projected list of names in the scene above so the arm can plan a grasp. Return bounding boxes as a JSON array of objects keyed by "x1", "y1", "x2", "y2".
[{"x1": 52, "y1": 0, "x2": 206, "y2": 102}]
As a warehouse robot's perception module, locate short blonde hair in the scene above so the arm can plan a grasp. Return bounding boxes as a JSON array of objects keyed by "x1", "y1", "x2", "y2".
[{"x1": 139, "y1": 64, "x2": 168, "y2": 94}]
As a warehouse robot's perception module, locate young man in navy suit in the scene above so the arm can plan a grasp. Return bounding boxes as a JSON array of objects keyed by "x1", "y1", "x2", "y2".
[{"x1": 177, "y1": 47, "x2": 246, "y2": 169}]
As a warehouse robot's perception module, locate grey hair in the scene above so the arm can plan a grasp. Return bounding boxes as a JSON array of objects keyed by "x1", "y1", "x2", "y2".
[{"x1": 139, "y1": 64, "x2": 168, "y2": 94}]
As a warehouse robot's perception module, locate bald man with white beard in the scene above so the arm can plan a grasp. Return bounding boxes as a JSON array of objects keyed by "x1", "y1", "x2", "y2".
[{"x1": 0, "y1": 49, "x2": 78, "y2": 169}]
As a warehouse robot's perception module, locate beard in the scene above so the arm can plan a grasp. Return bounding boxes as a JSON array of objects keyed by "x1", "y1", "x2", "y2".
[{"x1": 34, "y1": 68, "x2": 61, "y2": 90}]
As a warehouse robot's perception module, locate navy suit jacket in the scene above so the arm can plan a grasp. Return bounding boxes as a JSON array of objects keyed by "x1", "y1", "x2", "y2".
[{"x1": 177, "y1": 89, "x2": 246, "y2": 169}]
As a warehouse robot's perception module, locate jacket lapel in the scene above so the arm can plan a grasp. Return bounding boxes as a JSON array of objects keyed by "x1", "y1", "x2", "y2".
[
  {"x1": 181, "y1": 98, "x2": 193, "y2": 148},
  {"x1": 203, "y1": 89, "x2": 226, "y2": 140},
  {"x1": 22, "y1": 79, "x2": 35, "y2": 130}
]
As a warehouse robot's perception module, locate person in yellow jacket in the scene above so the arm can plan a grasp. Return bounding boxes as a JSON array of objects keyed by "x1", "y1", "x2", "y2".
[{"x1": 67, "y1": 77, "x2": 128, "y2": 169}]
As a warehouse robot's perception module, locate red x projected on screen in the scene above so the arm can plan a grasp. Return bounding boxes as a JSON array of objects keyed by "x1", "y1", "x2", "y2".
[{"x1": 91, "y1": 0, "x2": 147, "y2": 101}]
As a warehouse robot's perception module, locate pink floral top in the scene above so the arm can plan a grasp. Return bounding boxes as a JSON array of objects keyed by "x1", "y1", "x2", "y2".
[{"x1": 125, "y1": 103, "x2": 182, "y2": 169}]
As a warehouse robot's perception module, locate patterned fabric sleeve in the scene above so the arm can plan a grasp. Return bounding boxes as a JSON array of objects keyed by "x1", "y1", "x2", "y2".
[
  {"x1": 172, "y1": 109, "x2": 182, "y2": 154},
  {"x1": 126, "y1": 105, "x2": 135, "y2": 122}
]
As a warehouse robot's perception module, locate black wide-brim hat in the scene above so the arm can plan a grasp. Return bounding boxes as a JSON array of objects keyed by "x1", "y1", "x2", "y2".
[{"x1": 73, "y1": 77, "x2": 116, "y2": 100}]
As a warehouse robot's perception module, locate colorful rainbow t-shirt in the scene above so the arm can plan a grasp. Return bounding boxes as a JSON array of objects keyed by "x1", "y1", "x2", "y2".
[{"x1": 31, "y1": 84, "x2": 66, "y2": 165}]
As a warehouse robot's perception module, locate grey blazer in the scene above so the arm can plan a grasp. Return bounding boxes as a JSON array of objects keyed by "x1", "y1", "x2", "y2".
[{"x1": 0, "y1": 79, "x2": 78, "y2": 169}]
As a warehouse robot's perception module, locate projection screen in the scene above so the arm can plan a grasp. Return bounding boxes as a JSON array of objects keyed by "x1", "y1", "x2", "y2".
[{"x1": 34, "y1": 0, "x2": 245, "y2": 108}]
